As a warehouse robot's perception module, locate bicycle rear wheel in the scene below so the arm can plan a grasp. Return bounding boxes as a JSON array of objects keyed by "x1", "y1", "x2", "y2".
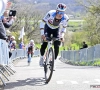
[{"x1": 44, "y1": 47, "x2": 54, "y2": 83}]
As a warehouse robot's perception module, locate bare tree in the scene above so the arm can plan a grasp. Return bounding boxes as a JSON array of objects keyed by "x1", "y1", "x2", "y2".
[{"x1": 9, "y1": 3, "x2": 43, "y2": 43}]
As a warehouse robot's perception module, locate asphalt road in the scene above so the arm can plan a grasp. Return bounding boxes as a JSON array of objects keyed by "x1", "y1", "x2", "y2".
[{"x1": 2, "y1": 57, "x2": 100, "y2": 90}]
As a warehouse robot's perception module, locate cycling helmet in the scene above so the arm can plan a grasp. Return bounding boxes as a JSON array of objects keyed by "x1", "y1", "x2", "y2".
[
  {"x1": 11, "y1": 36, "x2": 15, "y2": 39},
  {"x1": 12, "y1": 40, "x2": 16, "y2": 44},
  {"x1": 30, "y1": 40, "x2": 34, "y2": 43},
  {"x1": 56, "y1": 3, "x2": 67, "y2": 12}
]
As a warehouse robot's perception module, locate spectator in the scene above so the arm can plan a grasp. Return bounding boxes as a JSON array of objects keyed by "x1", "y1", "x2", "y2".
[
  {"x1": 10, "y1": 40, "x2": 16, "y2": 50},
  {"x1": 19, "y1": 42, "x2": 25, "y2": 49},
  {"x1": 10, "y1": 35, "x2": 15, "y2": 42},
  {"x1": 2, "y1": 10, "x2": 16, "y2": 28},
  {"x1": 0, "y1": 0, "x2": 12, "y2": 40},
  {"x1": 80, "y1": 41, "x2": 88, "y2": 49},
  {"x1": 6, "y1": 35, "x2": 12, "y2": 58}
]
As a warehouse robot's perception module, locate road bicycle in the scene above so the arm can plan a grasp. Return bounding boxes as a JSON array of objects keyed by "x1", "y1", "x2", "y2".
[{"x1": 43, "y1": 36, "x2": 59, "y2": 83}]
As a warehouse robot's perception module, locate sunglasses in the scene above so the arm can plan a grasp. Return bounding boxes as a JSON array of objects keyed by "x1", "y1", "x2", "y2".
[{"x1": 57, "y1": 11, "x2": 64, "y2": 15}]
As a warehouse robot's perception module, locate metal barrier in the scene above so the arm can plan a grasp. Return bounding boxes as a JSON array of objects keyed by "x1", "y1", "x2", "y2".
[
  {"x1": 61, "y1": 44, "x2": 100, "y2": 63},
  {"x1": 0, "y1": 39, "x2": 27, "y2": 86},
  {"x1": 10, "y1": 49, "x2": 27, "y2": 61},
  {"x1": 0, "y1": 39, "x2": 40, "y2": 86}
]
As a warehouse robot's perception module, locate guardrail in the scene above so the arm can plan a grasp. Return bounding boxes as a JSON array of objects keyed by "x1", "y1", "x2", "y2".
[
  {"x1": 0, "y1": 39, "x2": 27, "y2": 86},
  {"x1": 60, "y1": 44, "x2": 100, "y2": 63},
  {"x1": 0, "y1": 39, "x2": 40, "y2": 86}
]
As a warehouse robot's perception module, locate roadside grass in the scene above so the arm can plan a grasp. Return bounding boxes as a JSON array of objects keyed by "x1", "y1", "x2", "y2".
[
  {"x1": 62, "y1": 59, "x2": 100, "y2": 66},
  {"x1": 67, "y1": 20, "x2": 84, "y2": 32},
  {"x1": 68, "y1": 21, "x2": 81, "y2": 27}
]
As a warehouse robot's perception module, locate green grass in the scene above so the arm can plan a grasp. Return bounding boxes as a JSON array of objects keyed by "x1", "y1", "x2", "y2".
[
  {"x1": 63, "y1": 59, "x2": 100, "y2": 66},
  {"x1": 35, "y1": 43, "x2": 79, "y2": 51},
  {"x1": 71, "y1": 43, "x2": 80, "y2": 50},
  {"x1": 68, "y1": 20, "x2": 84, "y2": 32},
  {"x1": 93, "y1": 60, "x2": 100, "y2": 66},
  {"x1": 68, "y1": 21, "x2": 81, "y2": 27},
  {"x1": 35, "y1": 44, "x2": 41, "y2": 49}
]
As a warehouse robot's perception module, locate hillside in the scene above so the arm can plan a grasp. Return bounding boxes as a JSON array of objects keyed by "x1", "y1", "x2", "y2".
[{"x1": 11, "y1": 0, "x2": 85, "y2": 14}]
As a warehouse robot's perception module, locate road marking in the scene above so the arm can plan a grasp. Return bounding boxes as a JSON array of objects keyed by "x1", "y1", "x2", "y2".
[
  {"x1": 70, "y1": 81, "x2": 78, "y2": 84},
  {"x1": 94, "y1": 79, "x2": 100, "y2": 83},
  {"x1": 83, "y1": 81, "x2": 90, "y2": 84},
  {"x1": 56, "y1": 81, "x2": 64, "y2": 84}
]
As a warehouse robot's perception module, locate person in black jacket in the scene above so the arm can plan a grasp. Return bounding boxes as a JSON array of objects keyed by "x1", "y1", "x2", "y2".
[{"x1": 80, "y1": 41, "x2": 88, "y2": 49}]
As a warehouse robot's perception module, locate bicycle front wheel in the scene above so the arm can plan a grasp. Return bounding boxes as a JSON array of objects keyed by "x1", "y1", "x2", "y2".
[{"x1": 44, "y1": 47, "x2": 54, "y2": 83}]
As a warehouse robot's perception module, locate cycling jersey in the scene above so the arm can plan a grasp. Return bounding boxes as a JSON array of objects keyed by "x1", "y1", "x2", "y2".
[
  {"x1": 40, "y1": 10, "x2": 69, "y2": 33},
  {"x1": 26, "y1": 43, "x2": 35, "y2": 53}
]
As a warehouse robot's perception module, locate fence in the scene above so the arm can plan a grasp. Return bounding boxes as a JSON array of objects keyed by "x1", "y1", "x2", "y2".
[
  {"x1": 0, "y1": 39, "x2": 27, "y2": 86},
  {"x1": 0, "y1": 39, "x2": 40, "y2": 86},
  {"x1": 60, "y1": 44, "x2": 100, "y2": 63}
]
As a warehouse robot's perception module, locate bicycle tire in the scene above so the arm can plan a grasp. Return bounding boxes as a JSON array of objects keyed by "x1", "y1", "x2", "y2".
[{"x1": 44, "y1": 47, "x2": 54, "y2": 83}]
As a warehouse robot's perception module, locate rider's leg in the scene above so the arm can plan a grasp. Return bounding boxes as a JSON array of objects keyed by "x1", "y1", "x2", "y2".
[
  {"x1": 28, "y1": 53, "x2": 31, "y2": 64},
  {"x1": 39, "y1": 24, "x2": 52, "y2": 66},
  {"x1": 39, "y1": 42, "x2": 48, "y2": 66},
  {"x1": 53, "y1": 27, "x2": 60, "y2": 60},
  {"x1": 40, "y1": 42, "x2": 48, "y2": 56},
  {"x1": 54, "y1": 41, "x2": 61, "y2": 59},
  {"x1": 53, "y1": 41, "x2": 61, "y2": 70}
]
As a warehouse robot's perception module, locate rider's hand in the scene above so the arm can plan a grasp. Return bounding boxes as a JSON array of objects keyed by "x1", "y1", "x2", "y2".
[
  {"x1": 60, "y1": 38, "x2": 64, "y2": 42},
  {"x1": 41, "y1": 35, "x2": 46, "y2": 41},
  {"x1": 60, "y1": 33, "x2": 65, "y2": 42}
]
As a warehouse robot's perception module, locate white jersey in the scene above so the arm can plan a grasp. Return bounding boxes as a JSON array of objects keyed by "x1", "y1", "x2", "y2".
[{"x1": 40, "y1": 10, "x2": 69, "y2": 33}]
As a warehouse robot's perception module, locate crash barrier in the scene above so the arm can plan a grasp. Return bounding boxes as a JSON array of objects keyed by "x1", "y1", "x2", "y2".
[
  {"x1": 61, "y1": 44, "x2": 100, "y2": 63},
  {"x1": 33, "y1": 49, "x2": 40, "y2": 57},
  {"x1": 0, "y1": 39, "x2": 27, "y2": 86}
]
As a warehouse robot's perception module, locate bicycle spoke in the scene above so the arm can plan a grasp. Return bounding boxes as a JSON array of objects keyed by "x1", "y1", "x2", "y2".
[{"x1": 44, "y1": 47, "x2": 54, "y2": 83}]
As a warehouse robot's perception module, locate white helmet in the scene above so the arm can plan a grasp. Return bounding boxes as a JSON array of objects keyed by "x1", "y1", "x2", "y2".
[
  {"x1": 56, "y1": 3, "x2": 67, "y2": 12},
  {"x1": 12, "y1": 40, "x2": 16, "y2": 44},
  {"x1": 30, "y1": 40, "x2": 34, "y2": 43},
  {"x1": 11, "y1": 36, "x2": 15, "y2": 39}
]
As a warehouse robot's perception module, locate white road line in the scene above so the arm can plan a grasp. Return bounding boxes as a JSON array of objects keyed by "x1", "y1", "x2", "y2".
[
  {"x1": 56, "y1": 81, "x2": 64, "y2": 84},
  {"x1": 70, "y1": 81, "x2": 78, "y2": 84},
  {"x1": 94, "y1": 79, "x2": 100, "y2": 83},
  {"x1": 83, "y1": 81, "x2": 90, "y2": 84}
]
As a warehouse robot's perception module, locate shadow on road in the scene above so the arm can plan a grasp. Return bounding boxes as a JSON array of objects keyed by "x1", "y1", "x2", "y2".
[{"x1": 4, "y1": 77, "x2": 47, "y2": 89}]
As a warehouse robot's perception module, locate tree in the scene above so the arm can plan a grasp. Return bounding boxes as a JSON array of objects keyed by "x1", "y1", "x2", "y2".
[
  {"x1": 9, "y1": 3, "x2": 43, "y2": 43},
  {"x1": 72, "y1": 0, "x2": 100, "y2": 46}
]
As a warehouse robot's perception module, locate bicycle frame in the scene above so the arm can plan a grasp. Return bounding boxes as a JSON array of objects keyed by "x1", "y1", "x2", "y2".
[
  {"x1": 43, "y1": 37, "x2": 55, "y2": 83},
  {"x1": 46, "y1": 40, "x2": 53, "y2": 60}
]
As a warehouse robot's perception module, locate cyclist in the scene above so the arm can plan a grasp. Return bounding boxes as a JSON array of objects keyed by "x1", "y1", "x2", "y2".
[
  {"x1": 27, "y1": 40, "x2": 35, "y2": 64},
  {"x1": 39, "y1": 3, "x2": 69, "y2": 67}
]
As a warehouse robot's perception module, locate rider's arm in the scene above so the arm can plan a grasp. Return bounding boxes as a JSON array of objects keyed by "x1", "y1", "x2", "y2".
[
  {"x1": 40, "y1": 21, "x2": 45, "y2": 35},
  {"x1": 40, "y1": 11, "x2": 51, "y2": 35},
  {"x1": 60, "y1": 14, "x2": 69, "y2": 38}
]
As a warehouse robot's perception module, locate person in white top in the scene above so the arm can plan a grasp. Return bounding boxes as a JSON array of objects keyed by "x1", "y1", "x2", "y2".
[{"x1": 39, "y1": 3, "x2": 69, "y2": 66}]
